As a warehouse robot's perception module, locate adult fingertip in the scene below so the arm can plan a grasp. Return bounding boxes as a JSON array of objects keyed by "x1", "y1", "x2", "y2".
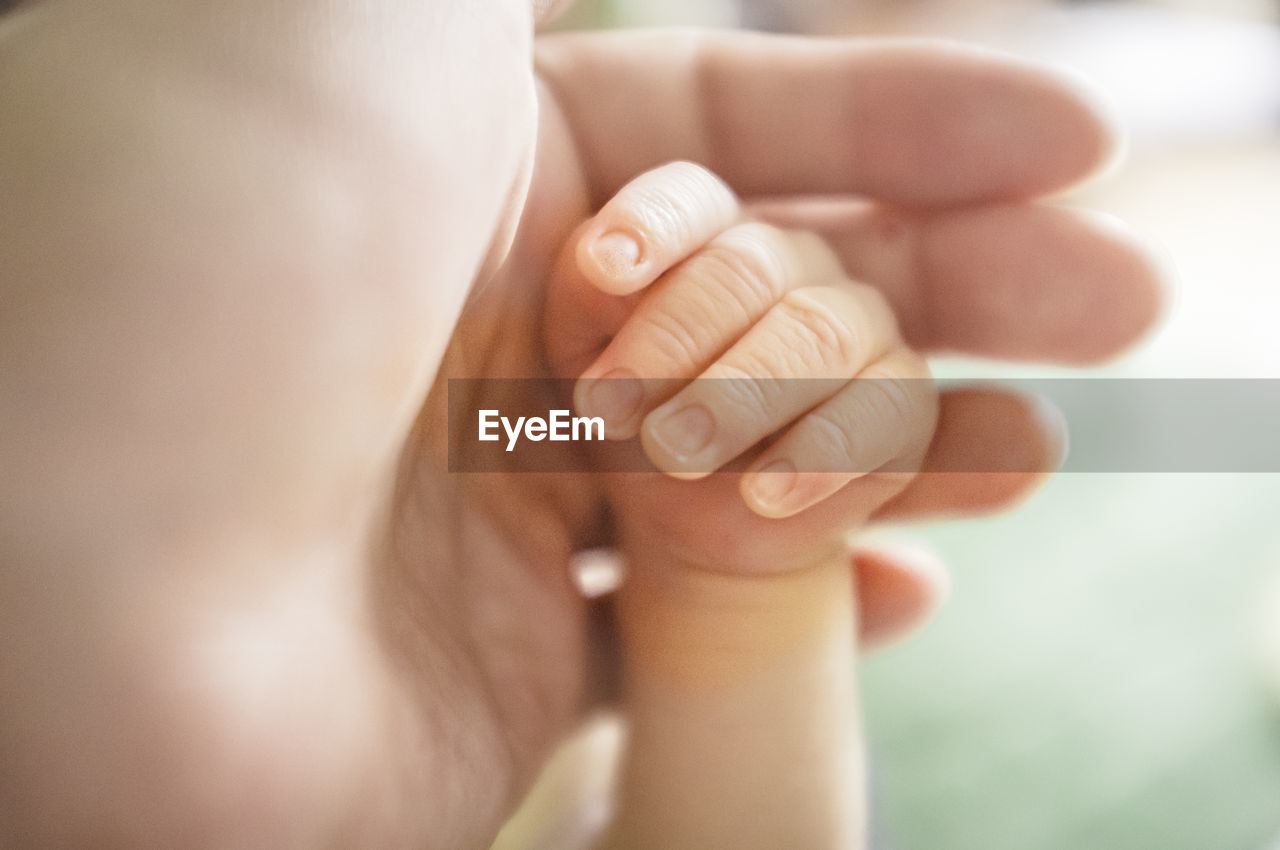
[
  {"x1": 1046, "y1": 62, "x2": 1127, "y2": 191},
  {"x1": 1070, "y1": 209, "x2": 1174, "y2": 363},
  {"x1": 952, "y1": 43, "x2": 1123, "y2": 198},
  {"x1": 1001, "y1": 52, "x2": 1123, "y2": 198},
  {"x1": 844, "y1": 40, "x2": 1134, "y2": 204},
  {"x1": 920, "y1": 203, "x2": 1169, "y2": 363},
  {"x1": 854, "y1": 542, "x2": 951, "y2": 649}
]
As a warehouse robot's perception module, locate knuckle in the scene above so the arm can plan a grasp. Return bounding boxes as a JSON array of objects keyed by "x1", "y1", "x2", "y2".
[
  {"x1": 705, "y1": 362, "x2": 776, "y2": 419},
  {"x1": 715, "y1": 338, "x2": 789, "y2": 382},
  {"x1": 634, "y1": 306, "x2": 713, "y2": 370},
  {"x1": 698, "y1": 224, "x2": 790, "y2": 308},
  {"x1": 864, "y1": 375, "x2": 917, "y2": 429},
  {"x1": 860, "y1": 352, "x2": 936, "y2": 425},
  {"x1": 804, "y1": 408, "x2": 861, "y2": 468},
  {"x1": 853, "y1": 370, "x2": 932, "y2": 461},
  {"x1": 777, "y1": 289, "x2": 862, "y2": 372}
]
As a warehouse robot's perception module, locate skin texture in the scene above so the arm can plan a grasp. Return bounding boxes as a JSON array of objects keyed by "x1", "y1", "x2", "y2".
[{"x1": 0, "y1": 1, "x2": 1163, "y2": 847}]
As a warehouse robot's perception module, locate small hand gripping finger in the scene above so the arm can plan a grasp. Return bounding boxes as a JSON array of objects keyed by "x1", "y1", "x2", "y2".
[
  {"x1": 575, "y1": 223, "x2": 844, "y2": 437},
  {"x1": 639, "y1": 281, "x2": 903, "y2": 480}
]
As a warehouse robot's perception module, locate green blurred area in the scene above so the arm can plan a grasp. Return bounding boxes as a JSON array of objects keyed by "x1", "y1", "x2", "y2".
[{"x1": 863, "y1": 473, "x2": 1280, "y2": 849}]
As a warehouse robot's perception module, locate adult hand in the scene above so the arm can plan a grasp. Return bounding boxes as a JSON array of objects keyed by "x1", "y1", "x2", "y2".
[
  {"x1": 440, "y1": 20, "x2": 1161, "y2": 845},
  {"x1": 446, "y1": 20, "x2": 1163, "y2": 847}
]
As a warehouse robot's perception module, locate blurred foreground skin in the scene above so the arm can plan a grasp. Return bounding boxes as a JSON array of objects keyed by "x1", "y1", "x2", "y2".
[{"x1": 0, "y1": 0, "x2": 1162, "y2": 847}]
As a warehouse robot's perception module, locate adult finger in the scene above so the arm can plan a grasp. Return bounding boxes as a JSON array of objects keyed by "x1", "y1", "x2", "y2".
[
  {"x1": 536, "y1": 32, "x2": 1116, "y2": 206},
  {"x1": 751, "y1": 198, "x2": 1166, "y2": 364},
  {"x1": 873, "y1": 387, "x2": 1066, "y2": 522}
]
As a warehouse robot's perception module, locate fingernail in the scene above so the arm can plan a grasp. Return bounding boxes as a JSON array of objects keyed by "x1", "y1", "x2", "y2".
[
  {"x1": 649, "y1": 404, "x2": 715, "y2": 462},
  {"x1": 589, "y1": 231, "x2": 641, "y2": 278},
  {"x1": 581, "y1": 368, "x2": 644, "y2": 426},
  {"x1": 745, "y1": 459, "x2": 798, "y2": 512}
]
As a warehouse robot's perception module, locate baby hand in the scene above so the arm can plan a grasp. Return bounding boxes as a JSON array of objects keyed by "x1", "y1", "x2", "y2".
[{"x1": 546, "y1": 161, "x2": 937, "y2": 523}]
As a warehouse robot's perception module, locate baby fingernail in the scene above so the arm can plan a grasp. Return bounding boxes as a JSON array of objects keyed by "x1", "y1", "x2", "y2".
[
  {"x1": 649, "y1": 404, "x2": 715, "y2": 463},
  {"x1": 582, "y1": 368, "x2": 643, "y2": 426},
  {"x1": 746, "y1": 460, "x2": 798, "y2": 512},
  {"x1": 589, "y1": 231, "x2": 641, "y2": 278}
]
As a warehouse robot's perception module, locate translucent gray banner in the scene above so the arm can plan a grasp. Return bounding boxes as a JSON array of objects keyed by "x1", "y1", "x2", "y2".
[{"x1": 446, "y1": 378, "x2": 1280, "y2": 473}]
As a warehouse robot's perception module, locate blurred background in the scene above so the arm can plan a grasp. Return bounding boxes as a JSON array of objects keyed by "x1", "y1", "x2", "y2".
[{"x1": 501, "y1": 1, "x2": 1280, "y2": 848}]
